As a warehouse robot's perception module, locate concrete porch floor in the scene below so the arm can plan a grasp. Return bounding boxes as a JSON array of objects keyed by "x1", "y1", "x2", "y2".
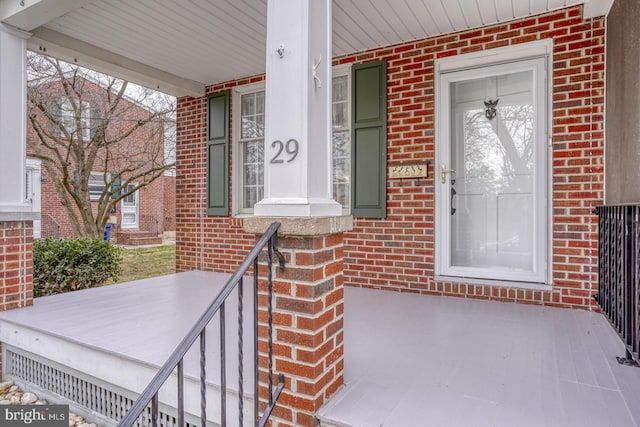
[
  {"x1": 0, "y1": 273, "x2": 639, "y2": 426},
  {"x1": 319, "y1": 287, "x2": 640, "y2": 427},
  {"x1": 0, "y1": 271, "x2": 256, "y2": 425}
]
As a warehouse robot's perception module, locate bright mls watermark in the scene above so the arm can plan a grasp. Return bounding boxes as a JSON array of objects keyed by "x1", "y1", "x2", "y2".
[{"x1": 1, "y1": 405, "x2": 68, "y2": 427}]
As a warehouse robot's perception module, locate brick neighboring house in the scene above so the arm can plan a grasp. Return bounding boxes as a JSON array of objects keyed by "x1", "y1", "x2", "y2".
[
  {"x1": 176, "y1": 4, "x2": 604, "y2": 310},
  {"x1": 26, "y1": 76, "x2": 176, "y2": 244}
]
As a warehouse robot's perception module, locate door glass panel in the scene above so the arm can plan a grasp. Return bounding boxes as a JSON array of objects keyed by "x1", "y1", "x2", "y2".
[
  {"x1": 121, "y1": 184, "x2": 138, "y2": 228},
  {"x1": 449, "y1": 70, "x2": 535, "y2": 272}
]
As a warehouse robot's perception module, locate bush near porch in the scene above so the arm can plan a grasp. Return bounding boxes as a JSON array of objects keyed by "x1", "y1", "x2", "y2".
[{"x1": 33, "y1": 238, "x2": 122, "y2": 297}]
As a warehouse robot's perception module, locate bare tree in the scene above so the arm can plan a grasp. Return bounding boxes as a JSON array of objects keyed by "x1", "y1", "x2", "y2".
[{"x1": 27, "y1": 52, "x2": 176, "y2": 237}]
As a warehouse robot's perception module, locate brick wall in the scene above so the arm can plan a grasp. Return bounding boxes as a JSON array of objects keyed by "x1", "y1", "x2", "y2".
[
  {"x1": 176, "y1": 5, "x2": 604, "y2": 310},
  {"x1": 0, "y1": 221, "x2": 34, "y2": 311},
  {"x1": 254, "y1": 233, "x2": 345, "y2": 426}
]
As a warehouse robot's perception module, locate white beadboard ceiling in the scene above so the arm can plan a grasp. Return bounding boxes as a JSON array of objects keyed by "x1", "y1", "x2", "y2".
[{"x1": 2, "y1": 0, "x2": 611, "y2": 96}]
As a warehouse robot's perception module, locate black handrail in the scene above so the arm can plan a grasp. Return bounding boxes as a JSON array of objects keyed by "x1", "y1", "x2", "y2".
[{"x1": 117, "y1": 221, "x2": 286, "y2": 426}]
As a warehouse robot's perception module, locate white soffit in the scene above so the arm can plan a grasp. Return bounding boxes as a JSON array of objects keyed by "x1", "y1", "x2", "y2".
[{"x1": 2, "y1": 0, "x2": 608, "y2": 96}]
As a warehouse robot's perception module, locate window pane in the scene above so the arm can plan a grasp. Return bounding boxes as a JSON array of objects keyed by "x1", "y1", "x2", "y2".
[
  {"x1": 61, "y1": 99, "x2": 76, "y2": 133},
  {"x1": 241, "y1": 91, "x2": 265, "y2": 139},
  {"x1": 88, "y1": 172, "x2": 107, "y2": 199},
  {"x1": 242, "y1": 117, "x2": 259, "y2": 139},
  {"x1": 333, "y1": 103, "x2": 348, "y2": 130},
  {"x1": 332, "y1": 76, "x2": 348, "y2": 130},
  {"x1": 255, "y1": 114, "x2": 265, "y2": 137},
  {"x1": 123, "y1": 213, "x2": 135, "y2": 223},
  {"x1": 332, "y1": 130, "x2": 350, "y2": 210},
  {"x1": 242, "y1": 93, "x2": 255, "y2": 116},
  {"x1": 123, "y1": 184, "x2": 136, "y2": 205},
  {"x1": 256, "y1": 91, "x2": 265, "y2": 114},
  {"x1": 333, "y1": 76, "x2": 347, "y2": 102},
  {"x1": 242, "y1": 140, "x2": 264, "y2": 209}
]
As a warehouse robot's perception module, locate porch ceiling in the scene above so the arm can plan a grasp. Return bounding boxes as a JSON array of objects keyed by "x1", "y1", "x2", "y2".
[{"x1": 1, "y1": 0, "x2": 612, "y2": 97}]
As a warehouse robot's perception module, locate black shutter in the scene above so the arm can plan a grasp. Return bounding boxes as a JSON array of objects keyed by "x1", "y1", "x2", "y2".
[
  {"x1": 351, "y1": 60, "x2": 387, "y2": 218},
  {"x1": 207, "y1": 92, "x2": 230, "y2": 216}
]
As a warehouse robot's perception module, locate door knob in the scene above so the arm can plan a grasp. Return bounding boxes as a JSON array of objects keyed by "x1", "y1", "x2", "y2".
[{"x1": 441, "y1": 164, "x2": 456, "y2": 184}]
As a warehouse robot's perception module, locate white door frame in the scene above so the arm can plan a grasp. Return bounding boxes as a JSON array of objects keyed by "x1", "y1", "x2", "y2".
[
  {"x1": 434, "y1": 41, "x2": 552, "y2": 287},
  {"x1": 121, "y1": 184, "x2": 139, "y2": 229},
  {"x1": 25, "y1": 158, "x2": 42, "y2": 238}
]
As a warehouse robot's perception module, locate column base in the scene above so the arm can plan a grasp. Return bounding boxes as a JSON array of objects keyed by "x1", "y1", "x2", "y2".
[
  {"x1": 253, "y1": 199, "x2": 343, "y2": 218},
  {"x1": 244, "y1": 215, "x2": 352, "y2": 236}
]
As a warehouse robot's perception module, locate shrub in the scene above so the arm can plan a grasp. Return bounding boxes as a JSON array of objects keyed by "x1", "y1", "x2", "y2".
[{"x1": 33, "y1": 238, "x2": 122, "y2": 297}]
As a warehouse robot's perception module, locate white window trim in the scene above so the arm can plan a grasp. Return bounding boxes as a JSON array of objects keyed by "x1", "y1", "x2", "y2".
[
  {"x1": 121, "y1": 182, "x2": 139, "y2": 229},
  {"x1": 232, "y1": 81, "x2": 266, "y2": 216},
  {"x1": 435, "y1": 39, "x2": 553, "y2": 73},
  {"x1": 332, "y1": 64, "x2": 352, "y2": 215},
  {"x1": 434, "y1": 41, "x2": 553, "y2": 289}
]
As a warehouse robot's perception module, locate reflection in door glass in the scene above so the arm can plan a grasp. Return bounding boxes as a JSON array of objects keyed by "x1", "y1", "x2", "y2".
[{"x1": 450, "y1": 70, "x2": 534, "y2": 271}]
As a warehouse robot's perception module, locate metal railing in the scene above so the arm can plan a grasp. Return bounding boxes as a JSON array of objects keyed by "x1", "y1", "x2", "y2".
[
  {"x1": 41, "y1": 213, "x2": 61, "y2": 238},
  {"x1": 140, "y1": 214, "x2": 160, "y2": 235},
  {"x1": 117, "y1": 221, "x2": 287, "y2": 426},
  {"x1": 595, "y1": 205, "x2": 640, "y2": 365}
]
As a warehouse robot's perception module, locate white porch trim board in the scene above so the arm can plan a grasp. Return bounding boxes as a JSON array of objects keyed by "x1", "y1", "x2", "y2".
[
  {"x1": 0, "y1": 0, "x2": 92, "y2": 31},
  {"x1": 0, "y1": 23, "x2": 31, "y2": 215},
  {"x1": 254, "y1": 0, "x2": 342, "y2": 217}
]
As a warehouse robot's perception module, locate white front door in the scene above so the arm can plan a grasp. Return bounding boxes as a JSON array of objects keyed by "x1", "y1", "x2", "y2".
[
  {"x1": 25, "y1": 158, "x2": 42, "y2": 238},
  {"x1": 121, "y1": 184, "x2": 139, "y2": 229},
  {"x1": 436, "y1": 58, "x2": 548, "y2": 284}
]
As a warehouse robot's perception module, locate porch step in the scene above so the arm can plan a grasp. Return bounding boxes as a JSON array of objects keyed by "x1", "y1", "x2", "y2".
[
  {"x1": 115, "y1": 231, "x2": 162, "y2": 246},
  {"x1": 127, "y1": 236, "x2": 163, "y2": 246}
]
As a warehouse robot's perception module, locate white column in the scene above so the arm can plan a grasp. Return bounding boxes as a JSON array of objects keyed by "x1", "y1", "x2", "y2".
[
  {"x1": 254, "y1": 0, "x2": 342, "y2": 217},
  {"x1": 0, "y1": 23, "x2": 31, "y2": 216}
]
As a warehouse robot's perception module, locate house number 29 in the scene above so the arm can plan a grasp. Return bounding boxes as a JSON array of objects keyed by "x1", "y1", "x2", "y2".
[{"x1": 270, "y1": 139, "x2": 299, "y2": 163}]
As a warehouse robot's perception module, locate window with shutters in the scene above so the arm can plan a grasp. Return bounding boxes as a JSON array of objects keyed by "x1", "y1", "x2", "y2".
[
  {"x1": 233, "y1": 83, "x2": 265, "y2": 215},
  {"x1": 88, "y1": 172, "x2": 110, "y2": 201},
  {"x1": 226, "y1": 62, "x2": 386, "y2": 218},
  {"x1": 60, "y1": 98, "x2": 91, "y2": 141},
  {"x1": 231, "y1": 73, "x2": 356, "y2": 216},
  {"x1": 332, "y1": 66, "x2": 352, "y2": 213}
]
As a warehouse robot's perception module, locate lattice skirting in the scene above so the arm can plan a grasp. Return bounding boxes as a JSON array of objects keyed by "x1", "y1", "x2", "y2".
[{"x1": 2, "y1": 346, "x2": 202, "y2": 427}]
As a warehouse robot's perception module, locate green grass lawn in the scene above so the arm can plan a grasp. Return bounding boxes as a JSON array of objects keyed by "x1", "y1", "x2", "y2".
[{"x1": 113, "y1": 244, "x2": 176, "y2": 283}]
